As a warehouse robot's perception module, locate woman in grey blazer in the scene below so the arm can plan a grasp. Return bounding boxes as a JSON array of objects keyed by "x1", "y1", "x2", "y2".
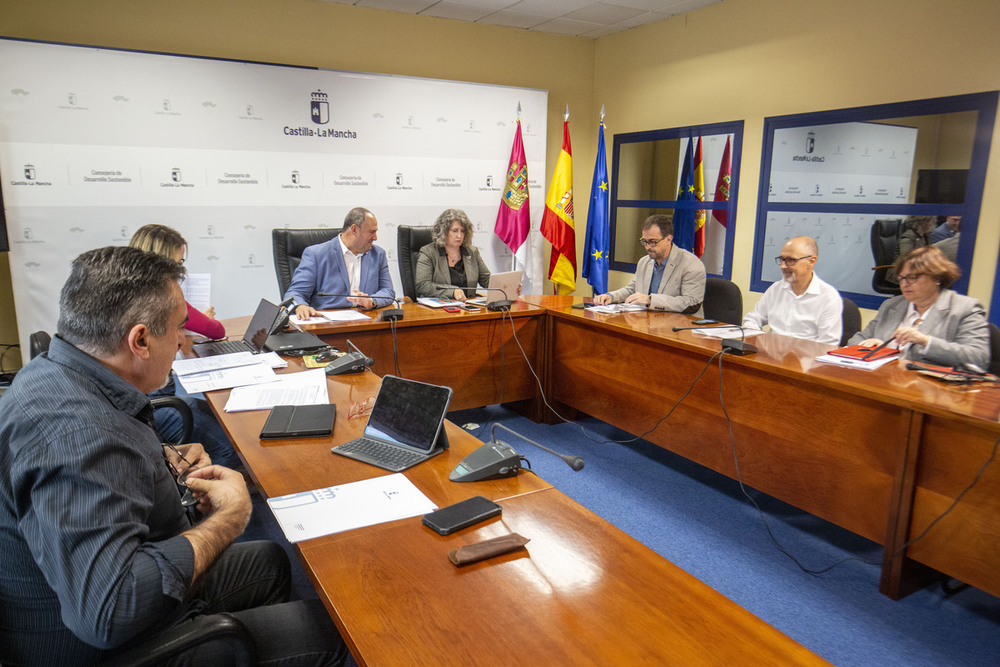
[
  {"x1": 848, "y1": 246, "x2": 990, "y2": 369},
  {"x1": 415, "y1": 209, "x2": 491, "y2": 300}
]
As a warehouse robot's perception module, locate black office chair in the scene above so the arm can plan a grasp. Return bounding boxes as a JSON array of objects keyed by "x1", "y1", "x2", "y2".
[
  {"x1": 396, "y1": 225, "x2": 435, "y2": 302},
  {"x1": 840, "y1": 297, "x2": 862, "y2": 346},
  {"x1": 271, "y1": 227, "x2": 340, "y2": 297},
  {"x1": 870, "y1": 218, "x2": 903, "y2": 295},
  {"x1": 29, "y1": 330, "x2": 52, "y2": 360},
  {"x1": 101, "y1": 613, "x2": 255, "y2": 666},
  {"x1": 702, "y1": 277, "x2": 743, "y2": 325},
  {"x1": 988, "y1": 323, "x2": 1000, "y2": 376}
]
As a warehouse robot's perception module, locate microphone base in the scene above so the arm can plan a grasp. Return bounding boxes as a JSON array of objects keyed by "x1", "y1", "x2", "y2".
[
  {"x1": 487, "y1": 299, "x2": 512, "y2": 312},
  {"x1": 380, "y1": 308, "x2": 404, "y2": 322},
  {"x1": 721, "y1": 338, "x2": 758, "y2": 356}
]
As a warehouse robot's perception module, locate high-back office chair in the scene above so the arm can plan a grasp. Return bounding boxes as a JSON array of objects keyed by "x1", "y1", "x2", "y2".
[
  {"x1": 702, "y1": 277, "x2": 743, "y2": 325},
  {"x1": 396, "y1": 225, "x2": 435, "y2": 302},
  {"x1": 840, "y1": 297, "x2": 862, "y2": 346},
  {"x1": 271, "y1": 228, "x2": 340, "y2": 297},
  {"x1": 870, "y1": 218, "x2": 904, "y2": 295},
  {"x1": 988, "y1": 323, "x2": 1000, "y2": 376}
]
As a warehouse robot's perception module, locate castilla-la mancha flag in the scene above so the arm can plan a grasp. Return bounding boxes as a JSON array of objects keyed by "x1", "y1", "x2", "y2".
[
  {"x1": 540, "y1": 120, "x2": 576, "y2": 292},
  {"x1": 494, "y1": 120, "x2": 531, "y2": 258}
]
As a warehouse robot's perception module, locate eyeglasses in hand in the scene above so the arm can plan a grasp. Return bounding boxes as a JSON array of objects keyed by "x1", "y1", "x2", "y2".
[{"x1": 162, "y1": 443, "x2": 200, "y2": 508}]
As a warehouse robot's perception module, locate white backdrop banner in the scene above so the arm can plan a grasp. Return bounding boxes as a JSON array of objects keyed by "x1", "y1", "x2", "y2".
[{"x1": 0, "y1": 38, "x2": 547, "y2": 351}]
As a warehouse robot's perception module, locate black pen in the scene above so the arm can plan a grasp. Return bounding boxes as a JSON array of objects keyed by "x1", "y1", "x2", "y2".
[{"x1": 861, "y1": 337, "x2": 895, "y2": 361}]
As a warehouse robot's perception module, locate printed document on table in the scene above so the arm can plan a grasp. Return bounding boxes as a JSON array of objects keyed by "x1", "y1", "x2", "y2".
[
  {"x1": 266, "y1": 473, "x2": 438, "y2": 543},
  {"x1": 224, "y1": 368, "x2": 328, "y2": 412},
  {"x1": 815, "y1": 354, "x2": 898, "y2": 371},
  {"x1": 692, "y1": 326, "x2": 760, "y2": 340},
  {"x1": 176, "y1": 363, "x2": 277, "y2": 393},
  {"x1": 291, "y1": 310, "x2": 371, "y2": 325},
  {"x1": 172, "y1": 352, "x2": 258, "y2": 375},
  {"x1": 586, "y1": 303, "x2": 647, "y2": 314}
]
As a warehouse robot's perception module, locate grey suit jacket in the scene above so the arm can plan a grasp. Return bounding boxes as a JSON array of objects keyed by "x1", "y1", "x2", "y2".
[
  {"x1": 414, "y1": 243, "x2": 491, "y2": 299},
  {"x1": 847, "y1": 289, "x2": 990, "y2": 368},
  {"x1": 608, "y1": 245, "x2": 706, "y2": 315}
]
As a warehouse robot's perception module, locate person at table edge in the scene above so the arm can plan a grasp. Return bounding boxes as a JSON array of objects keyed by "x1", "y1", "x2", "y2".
[
  {"x1": 848, "y1": 245, "x2": 990, "y2": 369},
  {"x1": 593, "y1": 213, "x2": 706, "y2": 315},
  {"x1": 742, "y1": 236, "x2": 842, "y2": 345},
  {"x1": 415, "y1": 208, "x2": 491, "y2": 301},
  {"x1": 284, "y1": 206, "x2": 395, "y2": 320},
  {"x1": 0, "y1": 246, "x2": 345, "y2": 665}
]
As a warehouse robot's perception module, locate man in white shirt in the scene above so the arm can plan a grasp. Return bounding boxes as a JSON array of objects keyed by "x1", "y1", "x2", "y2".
[{"x1": 742, "y1": 236, "x2": 842, "y2": 344}]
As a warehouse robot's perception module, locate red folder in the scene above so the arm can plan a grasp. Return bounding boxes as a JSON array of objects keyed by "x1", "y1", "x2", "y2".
[{"x1": 828, "y1": 344, "x2": 899, "y2": 361}]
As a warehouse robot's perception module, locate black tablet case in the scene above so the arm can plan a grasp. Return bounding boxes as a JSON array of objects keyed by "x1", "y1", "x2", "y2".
[{"x1": 260, "y1": 404, "x2": 336, "y2": 439}]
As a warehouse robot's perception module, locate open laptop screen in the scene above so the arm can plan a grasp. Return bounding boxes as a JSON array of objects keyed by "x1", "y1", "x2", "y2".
[
  {"x1": 363, "y1": 376, "x2": 452, "y2": 453},
  {"x1": 243, "y1": 298, "x2": 281, "y2": 351}
]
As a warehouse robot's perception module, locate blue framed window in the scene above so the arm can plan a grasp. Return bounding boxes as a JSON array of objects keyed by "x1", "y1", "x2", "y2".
[
  {"x1": 751, "y1": 92, "x2": 998, "y2": 314},
  {"x1": 609, "y1": 121, "x2": 743, "y2": 278}
]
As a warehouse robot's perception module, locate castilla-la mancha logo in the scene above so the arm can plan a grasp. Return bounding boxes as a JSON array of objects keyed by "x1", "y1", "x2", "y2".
[{"x1": 311, "y1": 90, "x2": 329, "y2": 125}]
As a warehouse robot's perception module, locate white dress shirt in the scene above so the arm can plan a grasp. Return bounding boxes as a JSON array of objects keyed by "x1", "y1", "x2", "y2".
[
  {"x1": 339, "y1": 235, "x2": 363, "y2": 293},
  {"x1": 742, "y1": 273, "x2": 842, "y2": 344}
]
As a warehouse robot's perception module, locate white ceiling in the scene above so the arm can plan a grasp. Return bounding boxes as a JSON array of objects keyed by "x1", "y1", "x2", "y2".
[{"x1": 319, "y1": 0, "x2": 723, "y2": 38}]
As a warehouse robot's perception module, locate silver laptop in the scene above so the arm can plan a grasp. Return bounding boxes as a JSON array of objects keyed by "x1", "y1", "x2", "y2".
[
  {"x1": 468, "y1": 270, "x2": 522, "y2": 305},
  {"x1": 331, "y1": 375, "x2": 452, "y2": 472},
  {"x1": 193, "y1": 298, "x2": 279, "y2": 357}
]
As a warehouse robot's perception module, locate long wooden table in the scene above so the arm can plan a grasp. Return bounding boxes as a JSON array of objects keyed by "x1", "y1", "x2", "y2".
[
  {"x1": 522, "y1": 294, "x2": 1000, "y2": 601},
  {"x1": 204, "y1": 356, "x2": 825, "y2": 665},
  {"x1": 294, "y1": 301, "x2": 546, "y2": 413}
]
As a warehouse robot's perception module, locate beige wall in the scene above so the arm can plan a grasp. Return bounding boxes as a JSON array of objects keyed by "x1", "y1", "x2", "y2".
[
  {"x1": 595, "y1": 0, "x2": 1000, "y2": 318},
  {"x1": 2, "y1": 0, "x2": 1000, "y2": 368}
]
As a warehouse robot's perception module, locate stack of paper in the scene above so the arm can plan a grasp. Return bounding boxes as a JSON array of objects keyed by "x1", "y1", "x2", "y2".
[
  {"x1": 173, "y1": 351, "x2": 286, "y2": 393},
  {"x1": 224, "y1": 368, "x2": 329, "y2": 412}
]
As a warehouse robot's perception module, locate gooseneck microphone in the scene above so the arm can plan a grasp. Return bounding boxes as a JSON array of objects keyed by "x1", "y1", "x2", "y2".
[
  {"x1": 671, "y1": 323, "x2": 757, "y2": 355},
  {"x1": 672, "y1": 324, "x2": 727, "y2": 332},
  {"x1": 491, "y1": 423, "x2": 584, "y2": 471}
]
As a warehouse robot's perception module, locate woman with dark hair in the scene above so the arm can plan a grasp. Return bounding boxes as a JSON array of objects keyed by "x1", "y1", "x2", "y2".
[
  {"x1": 848, "y1": 246, "x2": 989, "y2": 368},
  {"x1": 414, "y1": 208, "x2": 491, "y2": 300},
  {"x1": 128, "y1": 224, "x2": 240, "y2": 469}
]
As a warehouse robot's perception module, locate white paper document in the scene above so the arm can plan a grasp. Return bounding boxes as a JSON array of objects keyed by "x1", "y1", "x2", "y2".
[
  {"x1": 692, "y1": 326, "x2": 759, "y2": 340},
  {"x1": 224, "y1": 368, "x2": 329, "y2": 412},
  {"x1": 172, "y1": 352, "x2": 259, "y2": 375},
  {"x1": 586, "y1": 303, "x2": 647, "y2": 314},
  {"x1": 290, "y1": 310, "x2": 371, "y2": 325},
  {"x1": 176, "y1": 363, "x2": 278, "y2": 394},
  {"x1": 815, "y1": 354, "x2": 898, "y2": 371},
  {"x1": 266, "y1": 473, "x2": 438, "y2": 543}
]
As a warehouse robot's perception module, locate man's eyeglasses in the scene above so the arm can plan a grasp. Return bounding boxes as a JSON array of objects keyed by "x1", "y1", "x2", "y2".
[
  {"x1": 162, "y1": 443, "x2": 199, "y2": 507},
  {"x1": 774, "y1": 255, "x2": 814, "y2": 267},
  {"x1": 896, "y1": 273, "x2": 925, "y2": 285},
  {"x1": 639, "y1": 237, "x2": 664, "y2": 248}
]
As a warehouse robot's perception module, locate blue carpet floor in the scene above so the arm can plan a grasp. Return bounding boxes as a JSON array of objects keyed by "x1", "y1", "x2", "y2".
[{"x1": 245, "y1": 405, "x2": 1000, "y2": 666}]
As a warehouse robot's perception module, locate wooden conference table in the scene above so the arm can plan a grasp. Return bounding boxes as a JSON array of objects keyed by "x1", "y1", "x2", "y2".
[
  {"x1": 204, "y1": 352, "x2": 824, "y2": 665},
  {"x1": 518, "y1": 295, "x2": 1000, "y2": 601},
  {"x1": 283, "y1": 295, "x2": 1000, "y2": 600}
]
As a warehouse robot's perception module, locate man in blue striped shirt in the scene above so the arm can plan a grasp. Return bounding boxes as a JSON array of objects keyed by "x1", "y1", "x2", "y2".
[{"x1": 0, "y1": 246, "x2": 345, "y2": 665}]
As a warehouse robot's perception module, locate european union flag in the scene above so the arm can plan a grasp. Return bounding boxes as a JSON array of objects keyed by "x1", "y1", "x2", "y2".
[
  {"x1": 582, "y1": 122, "x2": 609, "y2": 295},
  {"x1": 672, "y1": 138, "x2": 696, "y2": 252}
]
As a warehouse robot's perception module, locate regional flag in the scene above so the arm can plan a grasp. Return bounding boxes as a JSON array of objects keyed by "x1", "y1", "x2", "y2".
[
  {"x1": 541, "y1": 120, "x2": 576, "y2": 292},
  {"x1": 713, "y1": 136, "x2": 732, "y2": 226},
  {"x1": 494, "y1": 120, "x2": 531, "y2": 256},
  {"x1": 582, "y1": 122, "x2": 609, "y2": 295},
  {"x1": 672, "y1": 138, "x2": 696, "y2": 252},
  {"x1": 693, "y1": 137, "x2": 706, "y2": 258}
]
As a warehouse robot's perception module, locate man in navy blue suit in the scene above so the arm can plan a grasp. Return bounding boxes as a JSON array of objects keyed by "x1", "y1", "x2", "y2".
[{"x1": 285, "y1": 207, "x2": 395, "y2": 318}]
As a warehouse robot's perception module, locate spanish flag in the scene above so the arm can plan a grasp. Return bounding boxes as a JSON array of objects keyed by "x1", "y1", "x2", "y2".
[
  {"x1": 693, "y1": 137, "x2": 706, "y2": 258},
  {"x1": 541, "y1": 120, "x2": 576, "y2": 292}
]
